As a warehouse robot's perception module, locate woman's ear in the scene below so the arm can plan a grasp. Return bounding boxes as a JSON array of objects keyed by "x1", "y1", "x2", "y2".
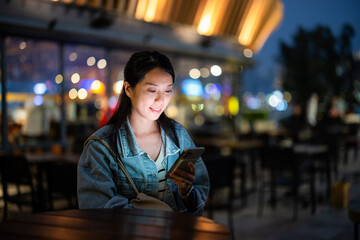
[{"x1": 123, "y1": 81, "x2": 132, "y2": 98}]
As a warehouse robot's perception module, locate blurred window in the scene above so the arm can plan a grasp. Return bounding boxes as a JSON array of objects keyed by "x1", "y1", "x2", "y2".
[{"x1": 5, "y1": 37, "x2": 61, "y2": 148}]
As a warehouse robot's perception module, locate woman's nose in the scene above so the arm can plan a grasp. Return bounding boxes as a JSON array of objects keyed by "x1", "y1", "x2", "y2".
[{"x1": 155, "y1": 92, "x2": 164, "y2": 102}]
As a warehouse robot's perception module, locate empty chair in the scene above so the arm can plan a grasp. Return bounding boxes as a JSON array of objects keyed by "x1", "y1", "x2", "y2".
[
  {"x1": 203, "y1": 154, "x2": 236, "y2": 236},
  {"x1": 0, "y1": 153, "x2": 38, "y2": 220},
  {"x1": 257, "y1": 146, "x2": 315, "y2": 221},
  {"x1": 42, "y1": 161, "x2": 78, "y2": 210}
]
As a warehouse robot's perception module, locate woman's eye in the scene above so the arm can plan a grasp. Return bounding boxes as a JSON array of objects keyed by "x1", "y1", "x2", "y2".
[
  {"x1": 148, "y1": 89, "x2": 156, "y2": 93},
  {"x1": 165, "y1": 90, "x2": 173, "y2": 93}
]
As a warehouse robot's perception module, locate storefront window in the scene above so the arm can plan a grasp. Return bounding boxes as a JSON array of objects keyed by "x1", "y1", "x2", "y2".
[{"x1": 6, "y1": 37, "x2": 60, "y2": 148}]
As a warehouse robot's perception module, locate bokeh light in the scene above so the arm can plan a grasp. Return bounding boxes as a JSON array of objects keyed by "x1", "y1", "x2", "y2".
[
  {"x1": 33, "y1": 83, "x2": 46, "y2": 95},
  {"x1": 189, "y1": 68, "x2": 201, "y2": 79},
  {"x1": 87, "y1": 57, "x2": 96, "y2": 66},
  {"x1": 210, "y1": 65, "x2": 222, "y2": 76},
  {"x1": 71, "y1": 73, "x2": 80, "y2": 84}
]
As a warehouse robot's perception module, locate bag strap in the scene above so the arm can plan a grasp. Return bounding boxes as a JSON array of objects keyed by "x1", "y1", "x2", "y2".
[{"x1": 84, "y1": 135, "x2": 140, "y2": 195}]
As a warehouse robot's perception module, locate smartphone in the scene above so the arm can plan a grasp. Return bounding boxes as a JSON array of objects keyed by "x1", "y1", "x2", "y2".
[{"x1": 165, "y1": 147, "x2": 205, "y2": 178}]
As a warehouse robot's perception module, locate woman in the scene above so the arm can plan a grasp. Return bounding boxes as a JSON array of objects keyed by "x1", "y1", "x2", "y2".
[{"x1": 77, "y1": 50, "x2": 210, "y2": 215}]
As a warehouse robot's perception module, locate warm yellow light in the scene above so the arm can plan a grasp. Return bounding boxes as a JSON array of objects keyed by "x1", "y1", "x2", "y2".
[
  {"x1": 19, "y1": 41, "x2": 26, "y2": 50},
  {"x1": 215, "y1": 105, "x2": 225, "y2": 116},
  {"x1": 251, "y1": 1, "x2": 283, "y2": 52},
  {"x1": 197, "y1": 0, "x2": 229, "y2": 36},
  {"x1": 113, "y1": 80, "x2": 124, "y2": 94},
  {"x1": 228, "y1": 96, "x2": 239, "y2": 115},
  {"x1": 87, "y1": 57, "x2": 96, "y2": 66},
  {"x1": 97, "y1": 59, "x2": 107, "y2": 69},
  {"x1": 238, "y1": 0, "x2": 263, "y2": 46},
  {"x1": 135, "y1": 0, "x2": 149, "y2": 20},
  {"x1": 68, "y1": 88, "x2": 78, "y2": 100},
  {"x1": 238, "y1": 0, "x2": 283, "y2": 52},
  {"x1": 189, "y1": 68, "x2": 201, "y2": 79},
  {"x1": 91, "y1": 80, "x2": 105, "y2": 94},
  {"x1": 69, "y1": 52, "x2": 77, "y2": 62},
  {"x1": 71, "y1": 73, "x2": 80, "y2": 84},
  {"x1": 165, "y1": 105, "x2": 179, "y2": 118},
  {"x1": 144, "y1": 0, "x2": 159, "y2": 22},
  {"x1": 78, "y1": 88, "x2": 88, "y2": 100},
  {"x1": 55, "y1": 74, "x2": 63, "y2": 84}
]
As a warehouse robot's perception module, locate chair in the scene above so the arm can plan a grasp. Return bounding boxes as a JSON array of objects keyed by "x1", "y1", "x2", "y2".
[
  {"x1": 348, "y1": 202, "x2": 360, "y2": 240},
  {"x1": 0, "y1": 153, "x2": 38, "y2": 220},
  {"x1": 42, "y1": 161, "x2": 78, "y2": 210},
  {"x1": 257, "y1": 146, "x2": 316, "y2": 221},
  {"x1": 203, "y1": 154, "x2": 236, "y2": 236}
]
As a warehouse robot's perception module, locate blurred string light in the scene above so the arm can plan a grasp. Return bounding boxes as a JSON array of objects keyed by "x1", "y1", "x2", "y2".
[
  {"x1": 69, "y1": 52, "x2": 78, "y2": 62},
  {"x1": 87, "y1": 57, "x2": 96, "y2": 66},
  {"x1": 182, "y1": 79, "x2": 203, "y2": 98},
  {"x1": 55, "y1": 74, "x2": 63, "y2": 84},
  {"x1": 91, "y1": 80, "x2": 105, "y2": 94},
  {"x1": 243, "y1": 48, "x2": 253, "y2": 58},
  {"x1": 33, "y1": 83, "x2": 46, "y2": 95},
  {"x1": 228, "y1": 96, "x2": 239, "y2": 115},
  {"x1": 19, "y1": 41, "x2": 26, "y2": 50},
  {"x1": 200, "y1": 67, "x2": 210, "y2": 78},
  {"x1": 68, "y1": 88, "x2": 78, "y2": 99},
  {"x1": 189, "y1": 68, "x2": 201, "y2": 79},
  {"x1": 33, "y1": 95, "x2": 44, "y2": 106},
  {"x1": 71, "y1": 73, "x2": 80, "y2": 84},
  {"x1": 113, "y1": 80, "x2": 124, "y2": 94},
  {"x1": 78, "y1": 88, "x2": 88, "y2": 100},
  {"x1": 97, "y1": 59, "x2": 107, "y2": 69},
  {"x1": 210, "y1": 65, "x2": 222, "y2": 76}
]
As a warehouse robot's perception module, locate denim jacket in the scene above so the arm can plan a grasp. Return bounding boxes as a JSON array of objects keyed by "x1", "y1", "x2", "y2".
[{"x1": 77, "y1": 119, "x2": 210, "y2": 216}]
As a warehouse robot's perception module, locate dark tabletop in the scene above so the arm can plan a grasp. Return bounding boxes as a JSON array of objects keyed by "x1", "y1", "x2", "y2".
[{"x1": 0, "y1": 208, "x2": 231, "y2": 240}]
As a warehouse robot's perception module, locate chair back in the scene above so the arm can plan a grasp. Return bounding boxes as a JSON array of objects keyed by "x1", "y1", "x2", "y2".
[
  {"x1": 0, "y1": 153, "x2": 37, "y2": 219},
  {"x1": 42, "y1": 161, "x2": 78, "y2": 209},
  {"x1": 204, "y1": 154, "x2": 236, "y2": 192},
  {"x1": 0, "y1": 153, "x2": 34, "y2": 188}
]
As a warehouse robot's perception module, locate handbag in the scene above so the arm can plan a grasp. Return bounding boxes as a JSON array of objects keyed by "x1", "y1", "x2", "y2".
[{"x1": 85, "y1": 136, "x2": 173, "y2": 212}]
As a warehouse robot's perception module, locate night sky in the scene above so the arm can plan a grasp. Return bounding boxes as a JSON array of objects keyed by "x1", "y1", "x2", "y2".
[{"x1": 243, "y1": 0, "x2": 360, "y2": 95}]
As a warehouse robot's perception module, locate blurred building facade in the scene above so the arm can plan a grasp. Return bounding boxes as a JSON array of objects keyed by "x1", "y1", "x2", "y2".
[{"x1": 0, "y1": 0, "x2": 283, "y2": 152}]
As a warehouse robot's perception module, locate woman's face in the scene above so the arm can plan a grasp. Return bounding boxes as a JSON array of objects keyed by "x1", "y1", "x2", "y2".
[{"x1": 125, "y1": 67, "x2": 173, "y2": 122}]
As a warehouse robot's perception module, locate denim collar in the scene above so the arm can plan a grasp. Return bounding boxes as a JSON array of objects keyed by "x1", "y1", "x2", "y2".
[{"x1": 118, "y1": 118, "x2": 179, "y2": 159}]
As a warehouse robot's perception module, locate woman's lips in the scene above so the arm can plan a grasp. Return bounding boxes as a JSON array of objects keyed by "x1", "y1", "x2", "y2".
[{"x1": 150, "y1": 107, "x2": 161, "y2": 113}]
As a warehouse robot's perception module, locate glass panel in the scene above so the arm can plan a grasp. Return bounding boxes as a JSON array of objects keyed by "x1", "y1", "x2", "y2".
[
  {"x1": 6, "y1": 37, "x2": 60, "y2": 148},
  {"x1": 63, "y1": 44, "x2": 109, "y2": 153}
]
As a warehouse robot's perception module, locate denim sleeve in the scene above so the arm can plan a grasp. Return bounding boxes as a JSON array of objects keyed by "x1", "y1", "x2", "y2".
[
  {"x1": 171, "y1": 126, "x2": 210, "y2": 215},
  {"x1": 77, "y1": 140, "x2": 133, "y2": 209}
]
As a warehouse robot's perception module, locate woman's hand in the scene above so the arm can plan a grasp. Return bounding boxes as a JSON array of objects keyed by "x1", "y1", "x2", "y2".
[{"x1": 169, "y1": 162, "x2": 195, "y2": 196}]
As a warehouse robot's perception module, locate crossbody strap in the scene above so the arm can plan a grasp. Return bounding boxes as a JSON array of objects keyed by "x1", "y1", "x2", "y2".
[{"x1": 84, "y1": 135, "x2": 140, "y2": 195}]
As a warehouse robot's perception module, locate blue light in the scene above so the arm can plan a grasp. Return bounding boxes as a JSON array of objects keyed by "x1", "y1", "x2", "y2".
[
  {"x1": 182, "y1": 79, "x2": 204, "y2": 97},
  {"x1": 246, "y1": 96, "x2": 261, "y2": 110},
  {"x1": 33, "y1": 95, "x2": 44, "y2": 106},
  {"x1": 79, "y1": 79, "x2": 94, "y2": 90},
  {"x1": 33, "y1": 83, "x2": 47, "y2": 95},
  {"x1": 275, "y1": 99, "x2": 288, "y2": 111}
]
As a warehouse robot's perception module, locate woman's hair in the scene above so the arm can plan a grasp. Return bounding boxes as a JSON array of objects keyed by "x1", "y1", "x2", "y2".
[{"x1": 107, "y1": 50, "x2": 178, "y2": 146}]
